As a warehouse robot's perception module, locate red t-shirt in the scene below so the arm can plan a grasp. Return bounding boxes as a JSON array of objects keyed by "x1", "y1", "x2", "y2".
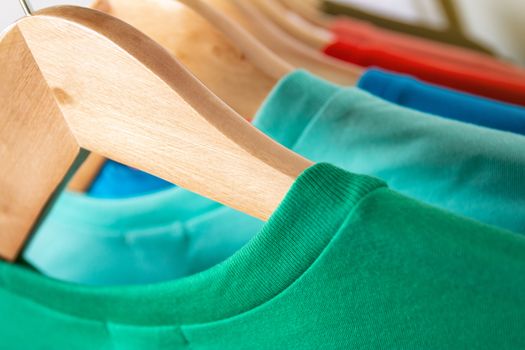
[
  {"x1": 324, "y1": 39, "x2": 525, "y2": 107},
  {"x1": 330, "y1": 19, "x2": 525, "y2": 79}
]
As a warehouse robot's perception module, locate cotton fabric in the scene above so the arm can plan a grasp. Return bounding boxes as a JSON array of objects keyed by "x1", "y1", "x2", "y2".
[{"x1": 5, "y1": 164, "x2": 525, "y2": 349}]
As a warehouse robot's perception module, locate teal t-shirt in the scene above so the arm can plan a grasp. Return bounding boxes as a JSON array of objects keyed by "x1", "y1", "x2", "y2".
[
  {"x1": 25, "y1": 70, "x2": 525, "y2": 286},
  {"x1": 4, "y1": 164, "x2": 525, "y2": 349},
  {"x1": 272, "y1": 72, "x2": 525, "y2": 233}
]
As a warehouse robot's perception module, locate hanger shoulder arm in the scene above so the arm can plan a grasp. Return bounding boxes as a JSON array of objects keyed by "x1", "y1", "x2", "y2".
[
  {"x1": 0, "y1": 26, "x2": 81, "y2": 260},
  {"x1": 0, "y1": 7, "x2": 312, "y2": 260}
]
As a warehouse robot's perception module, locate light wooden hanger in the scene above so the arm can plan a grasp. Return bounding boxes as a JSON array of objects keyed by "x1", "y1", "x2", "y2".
[
  {"x1": 226, "y1": 0, "x2": 361, "y2": 86},
  {"x1": 68, "y1": 0, "x2": 294, "y2": 192},
  {"x1": 95, "y1": 0, "x2": 292, "y2": 119},
  {"x1": 0, "y1": 5, "x2": 312, "y2": 261},
  {"x1": 67, "y1": 154, "x2": 107, "y2": 191},
  {"x1": 277, "y1": 0, "x2": 333, "y2": 29},
  {"x1": 97, "y1": 0, "x2": 360, "y2": 95},
  {"x1": 249, "y1": 0, "x2": 334, "y2": 49},
  {"x1": 70, "y1": 0, "x2": 362, "y2": 192}
]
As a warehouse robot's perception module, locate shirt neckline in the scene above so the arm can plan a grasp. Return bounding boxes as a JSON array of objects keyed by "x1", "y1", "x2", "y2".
[{"x1": 1, "y1": 164, "x2": 385, "y2": 328}]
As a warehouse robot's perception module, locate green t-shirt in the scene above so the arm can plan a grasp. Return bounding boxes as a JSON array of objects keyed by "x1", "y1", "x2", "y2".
[
  {"x1": 25, "y1": 70, "x2": 525, "y2": 286},
  {"x1": 3, "y1": 164, "x2": 525, "y2": 349},
  {"x1": 265, "y1": 71, "x2": 525, "y2": 234}
]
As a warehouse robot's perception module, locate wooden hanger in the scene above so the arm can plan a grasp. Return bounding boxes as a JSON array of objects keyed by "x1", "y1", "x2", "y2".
[
  {"x1": 69, "y1": 0, "x2": 362, "y2": 193},
  {"x1": 67, "y1": 154, "x2": 106, "y2": 191},
  {"x1": 226, "y1": 0, "x2": 361, "y2": 86},
  {"x1": 249, "y1": 0, "x2": 333, "y2": 49},
  {"x1": 68, "y1": 0, "x2": 294, "y2": 193},
  {"x1": 0, "y1": 22, "x2": 82, "y2": 260},
  {"x1": 92, "y1": 0, "x2": 292, "y2": 120},
  {"x1": 277, "y1": 0, "x2": 333, "y2": 29},
  {"x1": 97, "y1": 0, "x2": 361, "y2": 91},
  {"x1": 0, "y1": 6, "x2": 312, "y2": 261}
]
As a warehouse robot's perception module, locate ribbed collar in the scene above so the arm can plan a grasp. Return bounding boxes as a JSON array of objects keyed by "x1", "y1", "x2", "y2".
[{"x1": 1, "y1": 164, "x2": 385, "y2": 329}]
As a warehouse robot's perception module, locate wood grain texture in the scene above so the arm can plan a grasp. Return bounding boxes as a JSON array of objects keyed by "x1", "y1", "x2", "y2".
[
  {"x1": 250, "y1": 0, "x2": 333, "y2": 49},
  {"x1": 0, "y1": 6, "x2": 312, "y2": 260},
  {"x1": 228, "y1": 0, "x2": 361, "y2": 85},
  {"x1": 93, "y1": 0, "x2": 282, "y2": 120},
  {"x1": 69, "y1": 0, "x2": 294, "y2": 193},
  {"x1": 0, "y1": 26, "x2": 80, "y2": 260}
]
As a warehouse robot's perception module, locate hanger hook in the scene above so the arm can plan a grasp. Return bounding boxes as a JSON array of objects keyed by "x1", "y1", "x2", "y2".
[{"x1": 18, "y1": 0, "x2": 33, "y2": 16}]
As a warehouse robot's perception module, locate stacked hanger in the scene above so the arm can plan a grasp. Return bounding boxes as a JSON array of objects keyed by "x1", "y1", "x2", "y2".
[
  {"x1": 67, "y1": 0, "x2": 506, "y2": 194},
  {"x1": 68, "y1": 0, "x2": 363, "y2": 193},
  {"x1": 68, "y1": 0, "x2": 294, "y2": 192},
  {"x1": 0, "y1": 0, "x2": 518, "y2": 262},
  {"x1": 1, "y1": 3, "x2": 525, "y2": 349},
  {"x1": 277, "y1": 0, "x2": 333, "y2": 28}
]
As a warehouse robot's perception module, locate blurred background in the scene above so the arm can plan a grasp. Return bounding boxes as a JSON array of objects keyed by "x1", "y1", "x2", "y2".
[{"x1": 1, "y1": 0, "x2": 524, "y2": 65}]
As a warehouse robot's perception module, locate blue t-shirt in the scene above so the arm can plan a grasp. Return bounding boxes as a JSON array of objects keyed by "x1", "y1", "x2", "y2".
[
  {"x1": 90, "y1": 68, "x2": 525, "y2": 199},
  {"x1": 358, "y1": 68, "x2": 525, "y2": 135},
  {"x1": 89, "y1": 160, "x2": 174, "y2": 198}
]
